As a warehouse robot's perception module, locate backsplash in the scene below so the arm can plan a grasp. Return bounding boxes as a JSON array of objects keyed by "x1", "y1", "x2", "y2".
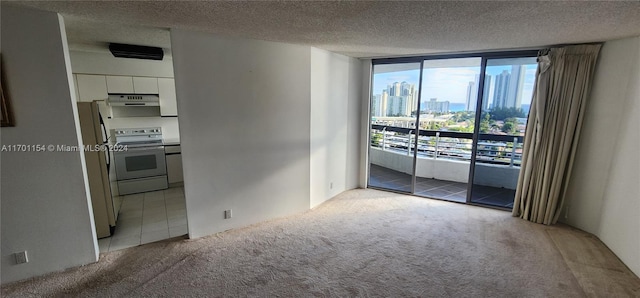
[
  {"x1": 105, "y1": 116, "x2": 180, "y2": 141},
  {"x1": 96, "y1": 101, "x2": 180, "y2": 142}
]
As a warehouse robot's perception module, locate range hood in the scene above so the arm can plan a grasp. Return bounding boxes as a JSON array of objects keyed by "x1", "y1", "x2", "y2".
[
  {"x1": 108, "y1": 94, "x2": 160, "y2": 106},
  {"x1": 109, "y1": 43, "x2": 164, "y2": 61}
]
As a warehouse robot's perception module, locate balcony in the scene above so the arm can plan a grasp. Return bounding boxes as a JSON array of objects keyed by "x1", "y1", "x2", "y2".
[{"x1": 369, "y1": 125, "x2": 523, "y2": 208}]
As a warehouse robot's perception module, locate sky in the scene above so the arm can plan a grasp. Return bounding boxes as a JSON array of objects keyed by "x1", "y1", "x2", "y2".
[{"x1": 372, "y1": 63, "x2": 538, "y2": 106}]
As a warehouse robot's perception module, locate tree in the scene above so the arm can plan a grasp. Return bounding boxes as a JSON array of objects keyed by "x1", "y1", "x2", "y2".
[
  {"x1": 490, "y1": 107, "x2": 526, "y2": 120},
  {"x1": 501, "y1": 122, "x2": 516, "y2": 134},
  {"x1": 479, "y1": 113, "x2": 490, "y2": 133},
  {"x1": 427, "y1": 122, "x2": 441, "y2": 130},
  {"x1": 504, "y1": 117, "x2": 519, "y2": 123},
  {"x1": 448, "y1": 126, "x2": 474, "y2": 133},
  {"x1": 501, "y1": 117, "x2": 518, "y2": 134},
  {"x1": 371, "y1": 133, "x2": 382, "y2": 146}
]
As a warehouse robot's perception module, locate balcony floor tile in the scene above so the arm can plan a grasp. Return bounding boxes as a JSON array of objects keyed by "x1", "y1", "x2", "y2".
[{"x1": 369, "y1": 164, "x2": 515, "y2": 208}]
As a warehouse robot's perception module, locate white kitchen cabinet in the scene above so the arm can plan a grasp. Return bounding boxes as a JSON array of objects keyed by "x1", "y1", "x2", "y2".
[
  {"x1": 165, "y1": 147, "x2": 183, "y2": 184},
  {"x1": 106, "y1": 76, "x2": 134, "y2": 93},
  {"x1": 133, "y1": 77, "x2": 159, "y2": 94},
  {"x1": 76, "y1": 74, "x2": 108, "y2": 102},
  {"x1": 158, "y1": 78, "x2": 178, "y2": 116}
]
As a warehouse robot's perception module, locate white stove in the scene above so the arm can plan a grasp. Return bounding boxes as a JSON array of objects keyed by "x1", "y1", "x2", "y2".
[{"x1": 113, "y1": 127, "x2": 168, "y2": 195}]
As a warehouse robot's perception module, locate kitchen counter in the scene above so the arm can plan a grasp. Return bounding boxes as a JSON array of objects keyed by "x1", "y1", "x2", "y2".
[{"x1": 163, "y1": 138, "x2": 181, "y2": 146}]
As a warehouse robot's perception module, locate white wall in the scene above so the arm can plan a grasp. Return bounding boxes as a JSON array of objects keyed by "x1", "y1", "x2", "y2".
[
  {"x1": 70, "y1": 50, "x2": 174, "y2": 78},
  {"x1": 594, "y1": 37, "x2": 640, "y2": 276},
  {"x1": 171, "y1": 29, "x2": 311, "y2": 238},
  {"x1": 346, "y1": 57, "x2": 364, "y2": 190},
  {"x1": 1, "y1": 6, "x2": 98, "y2": 284},
  {"x1": 473, "y1": 164, "x2": 519, "y2": 189},
  {"x1": 370, "y1": 148, "x2": 415, "y2": 177},
  {"x1": 562, "y1": 36, "x2": 640, "y2": 276},
  {"x1": 310, "y1": 48, "x2": 362, "y2": 208}
]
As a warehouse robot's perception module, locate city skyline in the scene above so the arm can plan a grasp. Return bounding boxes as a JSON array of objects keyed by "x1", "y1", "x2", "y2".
[
  {"x1": 371, "y1": 81, "x2": 419, "y2": 117},
  {"x1": 372, "y1": 64, "x2": 537, "y2": 111}
]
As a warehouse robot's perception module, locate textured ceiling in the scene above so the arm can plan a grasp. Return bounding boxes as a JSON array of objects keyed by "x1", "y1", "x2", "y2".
[{"x1": 7, "y1": 1, "x2": 640, "y2": 58}]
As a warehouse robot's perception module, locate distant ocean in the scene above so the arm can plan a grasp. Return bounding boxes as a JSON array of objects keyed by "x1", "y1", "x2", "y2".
[
  {"x1": 419, "y1": 102, "x2": 529, "y2": 113},
  {"x1": 449, "y1": 103, "x2": 466, "y2": 112},
  {"x1": 420, "y1": 102, "x2": 467, "y2": 112}
]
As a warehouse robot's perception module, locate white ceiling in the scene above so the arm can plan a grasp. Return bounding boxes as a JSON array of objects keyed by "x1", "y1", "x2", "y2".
[{"x1": 8, "y1": 1, "x2": 640, "y2": 58}]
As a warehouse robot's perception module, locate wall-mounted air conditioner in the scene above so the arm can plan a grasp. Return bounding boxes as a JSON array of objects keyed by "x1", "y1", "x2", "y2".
[{"x1": 109, "y1": 43, "x2": 164, "y2": 61}]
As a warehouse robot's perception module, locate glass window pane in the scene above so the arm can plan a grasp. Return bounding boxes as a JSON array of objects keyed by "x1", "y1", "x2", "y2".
[
  {"x1": 470, "y1": 57, "x2": 538, "y2": 208},
  {"x1": 414, "y1": 57, "x2": 481, "y2": 202},
  {"x1": 369, "y1": 63, "x2": 421, "y2": 193}
]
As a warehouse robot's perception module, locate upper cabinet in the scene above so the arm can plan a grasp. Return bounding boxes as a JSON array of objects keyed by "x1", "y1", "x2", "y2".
[
  {"x1": 106, "y1": 76, "x2": 134, "y2": 93},
  {"x1": 133, "y1": 77, "x2": 159, "y2": 94},
  {"x1": 76, "y1": 74, "x2": 108, "y2": 102},
  {"x1": 75, "y1": 74, "x2": 177, "y2": 117},
  {"x1": 158, "y1": 78, "x2": 178, "y2": 116},
  {"x1": 106, "y1": 76, "x2": 159, "y2": 94}
]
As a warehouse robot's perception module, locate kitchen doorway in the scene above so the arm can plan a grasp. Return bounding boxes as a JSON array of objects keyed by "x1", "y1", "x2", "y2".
[
  {"x1": 66, "y1": 18, "x2": 187, "y2": 252},
  {"x1": 98, "y1": 186, "x2": 187, "y2": 252}
]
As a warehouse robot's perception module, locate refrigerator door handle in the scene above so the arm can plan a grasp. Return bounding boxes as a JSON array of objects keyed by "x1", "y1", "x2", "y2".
[
  {"x1": 98, "y1": 113, "x2": 111, "y2": 171},
  {"x1": 105, "y1": 144, "x2": 111, "y2": 173}
]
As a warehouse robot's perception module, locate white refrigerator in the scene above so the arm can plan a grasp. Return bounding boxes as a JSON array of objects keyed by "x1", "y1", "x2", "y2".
[{"x1": 77, "y1": 101, "x2": 116, "y2": 238}]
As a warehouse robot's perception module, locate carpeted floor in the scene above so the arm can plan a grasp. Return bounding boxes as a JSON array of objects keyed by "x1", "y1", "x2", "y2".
[{"x1": 2, "y1": 189, "x2": 639, "y2": 297}]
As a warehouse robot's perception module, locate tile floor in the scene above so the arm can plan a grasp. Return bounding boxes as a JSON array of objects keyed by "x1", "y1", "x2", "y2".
[
  {"x1": 369, "y1": 164, "x2": 515, "y2": 208},
  {"x1": 98, "y1": 186, "x2": 187, "y2": 253}
]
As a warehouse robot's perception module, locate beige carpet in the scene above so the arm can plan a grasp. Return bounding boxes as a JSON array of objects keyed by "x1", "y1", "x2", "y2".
[{"x1": 2, "y1": 189, "x2": 639, "y2": 297}]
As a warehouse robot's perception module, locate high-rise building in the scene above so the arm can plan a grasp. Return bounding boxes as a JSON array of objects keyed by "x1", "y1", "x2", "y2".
[
  {"x1": 482, "y1": 75, "x2": 492, "y2": 110},
  {"x1": 466, "y1": 75, "x2": 479, "y2": 111},
  {"x1": 405, "y1": 83, "x2": 418, "y2": 115},
  {"x1": 506, "y1": 65, "x2": 526, "y2": 109},
  {"x1": 467, "y1": 74, "x2": 493, "y2": 111},
  {"x1": 405, "y1": 95, "x2": 413, "y2": 116},
  {"x1": 387, "y1": 96, "x2": 407, "y2": 116},
  {"x1": 492, "y1": 70, "x2": 510, "y2": 109},
  {"x1": 389, "y1": 82, "x2": 401, "y2": 96},
  {"x1": 375, "y1": 82, "x2": 418, "y2": 117},
  {"x1": 492, "y1": 66, "x2": 526, "y2": 110},
  {"x1": 381, "y1": 90, "x2": 388, "y2": 116},
  {"x1": 400, "y1": 81, "x2": 411, "y2": 96},
  {"x1": 372, "y1": 94, "x2": 381, "y2": 117},
  {"x1": 424, "y1": 98, "x2": 450, "y2": 113}
]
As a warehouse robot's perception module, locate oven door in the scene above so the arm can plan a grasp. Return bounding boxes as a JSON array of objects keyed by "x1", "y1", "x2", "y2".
[{"x1": 114, "y1": 146, "x2": 167, "y2": 180}]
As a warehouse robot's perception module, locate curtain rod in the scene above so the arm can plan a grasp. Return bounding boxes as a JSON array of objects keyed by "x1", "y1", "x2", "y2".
[
  {"x1": 365, "y1": 41, "x2": 605, "y2": 61},
  {"x1": 544, "y1": 41, "x2": 605, "y2": 49}
]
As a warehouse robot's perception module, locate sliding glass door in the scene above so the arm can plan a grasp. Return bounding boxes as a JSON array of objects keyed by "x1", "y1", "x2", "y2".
[
  {"x1": 469, "y1": 57, "x2": 538, "y2": 208},
  {"x1": 413, "y1": 58, "x2": 481, "y2": 202},
  {"x1": 368, "y1": 51, "x2": 538, "y2": 209},
  {"x1": 368, "y1": 62, "x2": 421, "y2": 193}
]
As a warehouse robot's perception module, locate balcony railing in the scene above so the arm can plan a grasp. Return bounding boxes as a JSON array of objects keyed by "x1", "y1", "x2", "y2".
[{"x1": 371, "y1": 124, "x2": 524, "y2": 167}]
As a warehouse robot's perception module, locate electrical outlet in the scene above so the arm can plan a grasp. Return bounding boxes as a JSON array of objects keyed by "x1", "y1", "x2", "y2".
[
  {"x1": 15, "y1": 251, "x2": 28, "y2": 264},
  {"x1": 224, "y1": 209, "x2": 232, "y2": 219}
]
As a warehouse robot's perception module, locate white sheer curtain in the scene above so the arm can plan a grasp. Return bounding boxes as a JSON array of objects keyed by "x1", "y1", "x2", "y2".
[{"x1": 513, "y1": 44, "x2": 602, "y2": 225}]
